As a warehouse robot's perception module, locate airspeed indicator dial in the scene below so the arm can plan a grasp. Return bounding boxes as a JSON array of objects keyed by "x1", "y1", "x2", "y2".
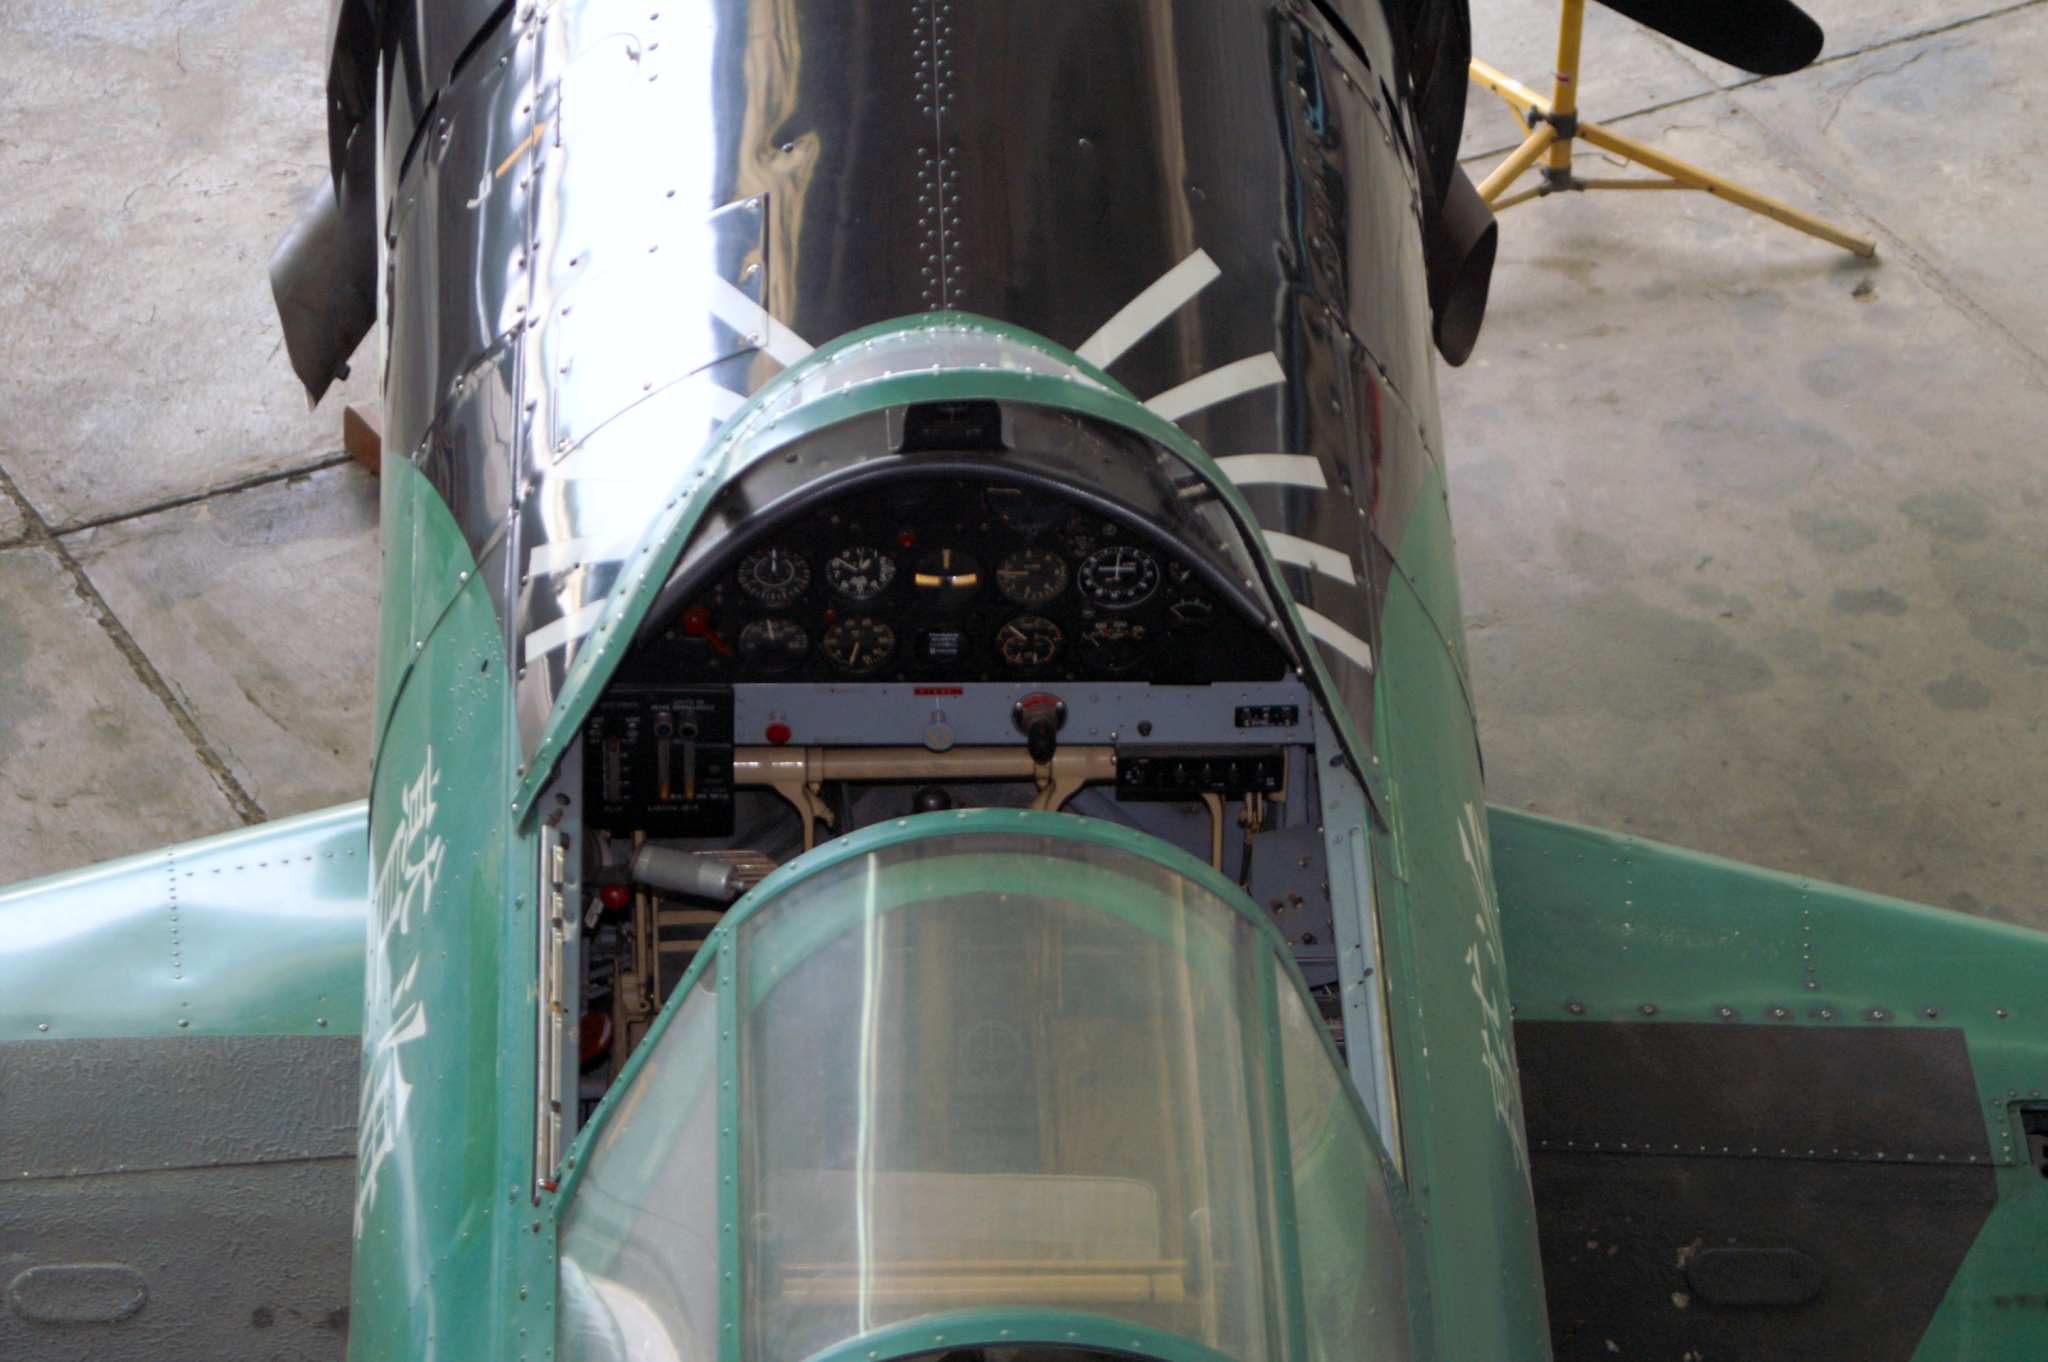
[
  {"x1": 996, "y1": 547, "x2": 1068, "y2": 605},
  {"x1": 821, "y1": 616, "x2": 896, "y2": 675},
  {"x1": 826, "y1": 546, "x2": 895, "y2": 602},
  {"x1": 1078, "y1": 545, "x2": 1160, "y2": 609},
  {"x1": 736, "y1": 548, "x2": 811, "y2": 606}
]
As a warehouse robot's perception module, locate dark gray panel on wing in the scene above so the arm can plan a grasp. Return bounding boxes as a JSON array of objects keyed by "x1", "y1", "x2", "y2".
[
  {"x1": 0, "y1": 1035, "x2": 359, "y2": 1361},
  {"x1": 0, "y1": 1035, "x2": 359, "y2": 1179}
]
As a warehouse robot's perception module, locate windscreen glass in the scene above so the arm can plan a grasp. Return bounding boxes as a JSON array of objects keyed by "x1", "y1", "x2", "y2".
[
  {"x1": 559, "y1": 822, "x2": 1407, "y2": 1362},
  {"x1": 738, "y1": 833, "x2": 1276, "y2": 1362}
]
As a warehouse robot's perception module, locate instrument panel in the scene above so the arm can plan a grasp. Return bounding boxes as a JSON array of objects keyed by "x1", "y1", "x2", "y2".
[{"x1": 639, "y1": 478, "x2": 1289, "y2": 685}]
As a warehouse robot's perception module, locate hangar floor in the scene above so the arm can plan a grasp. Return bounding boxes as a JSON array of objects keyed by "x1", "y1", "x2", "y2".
[{"x1": 0, "y1": 0, "x2": 2041, "y2": 928}]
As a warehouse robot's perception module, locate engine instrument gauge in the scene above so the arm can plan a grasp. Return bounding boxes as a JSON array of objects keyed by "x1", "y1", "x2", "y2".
[
  {"x1": 736, "y1": 547, "x2": 811, "y2": 606},
  {"x1": 996, "y1": 615, "x2": 1063, "y2": 669},
  {"x1": 1081, "y1": 617, "x2": 1149, "y2": 671},
  {"x1": 1168, "y1": 595, "x2": 1216, "y2": 630},
  {"x1": 1078, "y1": 545, "x2": 1160, "y2": 609},
  {"x1": 821, "y1": 616, "x2": 896, "y2": 675},
  {"x1": 995, "y1": 547, "x2": 1068, "y2": 605},
  {"x1": 826, "y1": 545, "x2": 895, "y2": 602},
  {"x1": 737, "y1": 618, "x2": 810, "y2": 671},
  {"x1": 911, "y1": 548, "x2": 981, "y2": 608}
]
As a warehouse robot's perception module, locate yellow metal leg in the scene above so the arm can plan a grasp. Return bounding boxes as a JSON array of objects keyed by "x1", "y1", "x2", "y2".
[
  {"x1": 1477, "y1": 122, "x2": 1557, "y2": 206},
  {"x1": 1577, "y1": 119, "x2": 1877, "y2": 257},
  {"x1": 1469, "y1": 57, "x2": 1551, "y2": 119},
  {"x1": 1546, "y1": 0, "x2": 1586, "y2": 176}
]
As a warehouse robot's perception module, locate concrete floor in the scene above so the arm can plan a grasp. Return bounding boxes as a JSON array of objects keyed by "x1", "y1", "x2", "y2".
[{"x1": 0, "y1": 0, "x2": 2040, "y2": 929}]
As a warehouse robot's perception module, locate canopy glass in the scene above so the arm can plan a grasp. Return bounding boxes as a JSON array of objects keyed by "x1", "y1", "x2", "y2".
[{"x1": 559, "y1": 814, "x2": 1409, "y2": 1362}]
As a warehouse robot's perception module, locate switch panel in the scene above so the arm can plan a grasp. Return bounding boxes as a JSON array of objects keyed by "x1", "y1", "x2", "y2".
[
  {"x1": 1114, "y1": 747, "x2": 1285, "y2": 801},
  {"x1": 584, "y1": 685, "x2": 735, "y2": 836}
]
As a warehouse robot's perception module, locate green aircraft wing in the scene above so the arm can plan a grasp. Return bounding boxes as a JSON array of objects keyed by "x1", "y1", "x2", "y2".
[
  {"x1": 0, "y1": 804, "x2": 368, "y2": 1356},
  {"x1": 1490, "y1": 804, "x2": 2048, "y2": 1362}
]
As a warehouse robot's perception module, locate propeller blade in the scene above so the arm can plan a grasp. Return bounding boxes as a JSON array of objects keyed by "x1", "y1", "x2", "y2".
[{"x1": 1593, "y1": 0, "x2": 1823, "y2": 75}]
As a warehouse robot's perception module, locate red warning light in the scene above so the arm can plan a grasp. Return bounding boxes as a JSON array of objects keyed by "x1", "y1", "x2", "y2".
[{"x1": 897, "y1": 529, "x2": 916, "y2": 549}]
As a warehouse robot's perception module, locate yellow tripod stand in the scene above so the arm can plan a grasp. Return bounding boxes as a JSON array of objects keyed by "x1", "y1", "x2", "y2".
[{"x1": 1468, "y1": 0, "x2": 1876, "y2": 257}]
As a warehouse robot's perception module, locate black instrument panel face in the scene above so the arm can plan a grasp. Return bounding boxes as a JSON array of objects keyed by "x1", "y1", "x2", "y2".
[{"x1": 641, "y1": 479, "x2": 1289, "y2": 685}]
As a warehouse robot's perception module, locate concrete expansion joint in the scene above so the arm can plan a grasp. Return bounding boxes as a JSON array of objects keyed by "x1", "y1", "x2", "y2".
[
  {"x1": 1461, "y1": 0, "x2": 2048, "y2": 168},
  {"x1": 51, "y1": 451, "x2": 358, "y2": 540},
  {"x1": 0, "y1": 457, "x2": 268, "y2": 827}
]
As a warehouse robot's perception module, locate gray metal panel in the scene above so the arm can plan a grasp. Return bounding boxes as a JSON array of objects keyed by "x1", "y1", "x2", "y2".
[
  {"x1": 1, "y1": 1163, "x2": 354, "y2": 1361},
  {"x1": 1516, "y1": 1021, "x2": 1994, "y2": 1164},
  {"x1": 0, "y1": 1035, "x2": 359, "y2": 1362},
  {"x1": 734, "y1": 679, "x2": 1315, "y2": 748},
  {"x1": 0, "y1": 1037, "x2": 358, "y2": 1181}
]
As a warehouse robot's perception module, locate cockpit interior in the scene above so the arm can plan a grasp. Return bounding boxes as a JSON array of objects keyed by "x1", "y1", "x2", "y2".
[
  {"x1": 538, "y1": 405, "x2": 1402, "y2": 1362},
  {"x1": 552, "y1": 454, "x2": 1353, "y2": 1100}
]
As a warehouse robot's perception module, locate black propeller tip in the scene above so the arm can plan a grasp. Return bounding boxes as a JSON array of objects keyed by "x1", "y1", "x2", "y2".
[{"x1": 1593, "y1": 0, "x2": 1824, "y2": 76}]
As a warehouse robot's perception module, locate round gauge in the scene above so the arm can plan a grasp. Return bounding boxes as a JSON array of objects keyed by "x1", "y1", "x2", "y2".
[
  {"x1": 736, "y1": 547, "x2": 811, "y2": 606},
  {"x1": 821, "y1": 615, "x2": 896, "y2": 675},
  {"x1": 1081, "y1": 618, "x2": 1149, "y2": 672},
  {"x1": 996, "y1": 615, "x2": 1063, "y2": 669},
  {"x1": 1078, "y1": 545, "x2": 1160, "y2": 609},
  {"x1": 826, "y1": 545, "x2": 896, "y2": 602},
  {"x1": 1060, "y1": 513, "x2": 1099, "y2": 556},
  {"x1": 1168, "y1": 595, "x2": 1216, "y2": 630},
  {"x1": 996, "y1": 547, "x2": 1068, "y2": 605},
  {"x1": 911, "y1": 548, "x2": 982, "y2": 608},
  {"x1": 986, "y1": 486, "x2": 1067, "y2": 534},
  {"x1": 737, "y1": 617, "x2": 810, "y2": 671}
]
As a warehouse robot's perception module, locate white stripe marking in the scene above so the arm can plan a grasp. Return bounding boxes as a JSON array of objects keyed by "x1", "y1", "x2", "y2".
[
  {"x1": 1264, "y1": 531, "x2": 1358, "y2": 586},
  {"x1": 1146, "y1": 352, "x2": 1285, "y2": 422},
  {"x1": 1074, "y1": 249, "x2": 1222, "y2": 370},
  {"x1": 707, "y1": 275, "x2": 814, "y2": 369},
  {"x1": 1296, "y1": 605, "x2": 1374, "y2": 672},
  {"x1": 524, "y1": 601, "x2": 607, "y2": 662},
  {"x1": 1215, "y1": 454, "x2": 1328, "y2": 490},
  {"x1": 526, "y1": 537, "x2": 601, "y2": 576}
]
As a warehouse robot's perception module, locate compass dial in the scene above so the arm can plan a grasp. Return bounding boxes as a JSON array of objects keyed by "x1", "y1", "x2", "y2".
[
  {"x1": 736, "y1": 548, "x2": 811, "y2": 606},
  {"x1": 996, "y1": 615, "x2": 1063, "y2": 669},
  {"x1": 821, "y1": 615, "x2": 896, "y2": 675},
  {"x1": 1078, "y1": 545, "x2": 1160, "y2": 609},
  {"x1": 826, "y1": 545, "x2": 895, "y2": 602},
  {"x1": 995, "y1": 547, "x2": 1068, "y2": 605}
]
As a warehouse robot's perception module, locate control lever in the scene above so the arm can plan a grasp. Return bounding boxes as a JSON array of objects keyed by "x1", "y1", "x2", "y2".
[{"x1": 1012, "y1": 692, "x2": 1067, "y2": 765}]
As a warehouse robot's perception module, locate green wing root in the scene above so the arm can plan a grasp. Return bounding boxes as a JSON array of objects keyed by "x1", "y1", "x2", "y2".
[{"x1": 0, "y1": 806, "x2": 369, "y2": 1359}]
